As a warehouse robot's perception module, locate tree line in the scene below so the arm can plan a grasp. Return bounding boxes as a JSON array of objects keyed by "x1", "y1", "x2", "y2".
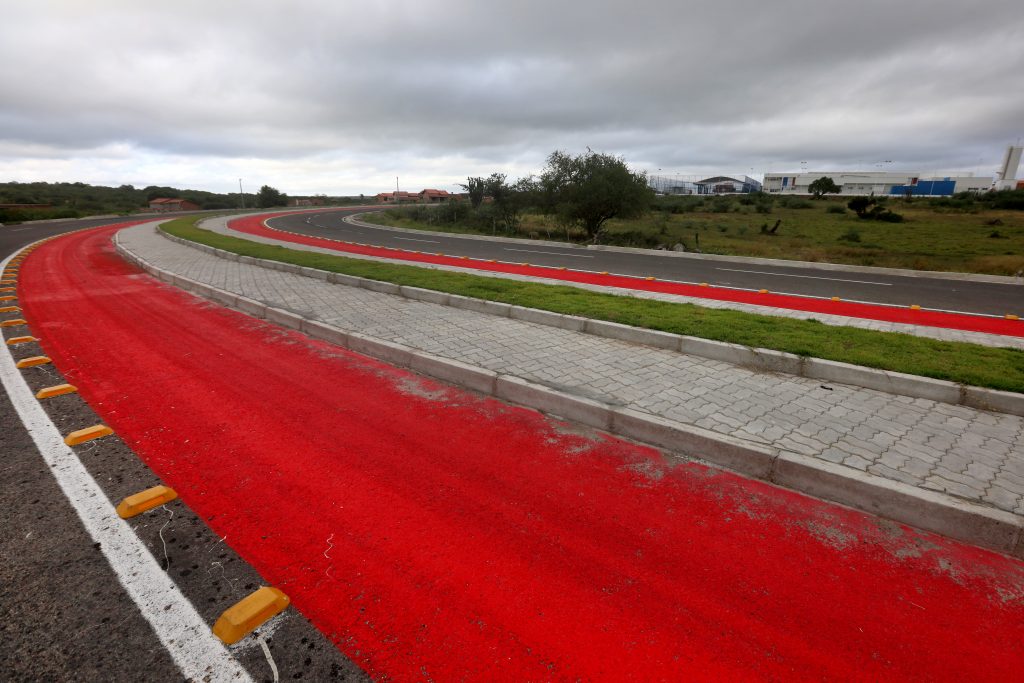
[{"x1": 448, "y1": 149, "x2": 653, "y2": 244}]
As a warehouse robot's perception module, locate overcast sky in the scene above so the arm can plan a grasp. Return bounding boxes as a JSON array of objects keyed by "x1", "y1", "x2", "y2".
[{"x1": 1, "y1": 0, "x2": 1022, "y2": 195}]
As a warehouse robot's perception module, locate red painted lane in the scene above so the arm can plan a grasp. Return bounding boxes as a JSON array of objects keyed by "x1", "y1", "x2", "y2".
[
  {"x1": 19, "y1": 225, "x2": 1024, "y2": 681},
  {"x1": 238, "y1": 211, "x2": 1024, "y2": 338}
]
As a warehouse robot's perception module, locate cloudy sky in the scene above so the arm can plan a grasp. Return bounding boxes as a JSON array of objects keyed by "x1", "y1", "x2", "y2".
[{"x1": 1, "y1": 0, "x2": 1022, "y2": 195}]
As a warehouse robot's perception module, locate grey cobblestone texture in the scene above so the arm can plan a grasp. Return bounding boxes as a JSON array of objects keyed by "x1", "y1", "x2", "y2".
[
  {"x1": 211, "y1": 215, "x2": 1024, "y2": 350},
  {"x1": 119, "y1": 224, "x2": 1024, "y2": 519}
]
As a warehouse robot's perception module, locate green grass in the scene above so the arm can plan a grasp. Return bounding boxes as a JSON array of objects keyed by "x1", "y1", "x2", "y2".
[
  {"x1": 362, "y1": 198, "x2": 1024, "y2": 276},
  {"x1": 161, "y1": 216, "x2": 1024, "y2": 393}
]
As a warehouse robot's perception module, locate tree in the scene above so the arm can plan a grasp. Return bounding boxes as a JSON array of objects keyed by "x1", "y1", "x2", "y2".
[
  {"x1": 538, "y1": 149, "x2": 653, "y2": 243},
  {"x1": 460, "y1": 176, "x2": 486, "y2": 208},
  {"x1": 481, "y1": 173, "x2": 534, "y2": 234},
  {"x1": 256, "y1": 185, "x2": 287, "y2": 208},
  {"x1": 808, "y1": 176, "x2": 840, "y2": 199}
]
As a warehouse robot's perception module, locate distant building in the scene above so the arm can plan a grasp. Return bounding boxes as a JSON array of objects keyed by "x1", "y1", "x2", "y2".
[
  {"x1": 418, "y1": 189, "x2": 451, "y2": 203},
  {"x1": 375, "y1": 189, "x2": 452, "y2": 204},
  {"x1": 289, "y1": 197, "x2": 328, "y2": 207},
  {"x1": 649, "y1": 174, "x2": 761, "y2": 195},
  {"x1": 148, "y1": 197, "x2": 200, "y2": 212},
  {"x1": 994, "y1": 145, "x2": 1023, "y2": 191},
  {"x1": 762, "y1": 172, "x2": 991, "y2": 197}
]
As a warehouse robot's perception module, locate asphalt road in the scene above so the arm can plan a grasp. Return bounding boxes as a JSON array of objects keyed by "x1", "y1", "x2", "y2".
[{"x1": 268, "y1": 209, "x2": 1024, "y2": 317}]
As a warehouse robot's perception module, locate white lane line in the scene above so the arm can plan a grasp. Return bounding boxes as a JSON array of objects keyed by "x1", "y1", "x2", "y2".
[
  {"x1": 503, "y1": 247, "x2": 594, "y2": 258},
  {"x1": 716, "y1": 267, "x2": 893, "y2": 286},
  {"x1": 0, "y1": 245, "x2": 253, "y2": 683},
  {"x1": 392, "y1": 236, "x2": 440, "y2": 243}
]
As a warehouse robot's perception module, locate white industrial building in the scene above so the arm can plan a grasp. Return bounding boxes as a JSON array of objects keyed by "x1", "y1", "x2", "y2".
[
  {"x1": 762, "y1": 171, "x2": 992, "y2": 196},
  {"x1": 994, "y1": 145, "x2": 1023, "y2": 191}
]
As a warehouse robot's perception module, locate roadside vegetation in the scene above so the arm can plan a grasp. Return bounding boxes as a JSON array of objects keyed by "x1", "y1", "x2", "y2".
[
  {"x1": 364, "y1": 188, "x2": 1024, "y2": 276},
  {"x1": 161, "y1": 215, "x2": 1024, "y2": 393},
  {"x1": 0, "y1": 180, "x2": 364, "y2": 222}
]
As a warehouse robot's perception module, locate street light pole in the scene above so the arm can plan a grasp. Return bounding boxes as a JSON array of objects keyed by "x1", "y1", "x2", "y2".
[{"x1": 239, "y1": 178, "x2": 245, "y2": 209}]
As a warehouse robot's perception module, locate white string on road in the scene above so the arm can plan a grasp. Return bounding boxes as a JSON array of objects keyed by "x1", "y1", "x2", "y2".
[
  {"x1": 715, "y1": 267, "x2": 893, "y2": 286},
  {"x1": 0, "y1": 242, "x2": 253, "y2": 683},
  {"x1": 503, "y1": 248, "x2": 594, "y2": 258}
]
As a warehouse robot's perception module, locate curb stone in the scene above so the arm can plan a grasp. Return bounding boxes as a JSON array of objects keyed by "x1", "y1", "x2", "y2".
[
  {"x1": 115, "y1": 228, "x2": 1024, "y2": 559},
  {"x1": 158, "y1": 224, "x2": 1024, "y2": 418}
]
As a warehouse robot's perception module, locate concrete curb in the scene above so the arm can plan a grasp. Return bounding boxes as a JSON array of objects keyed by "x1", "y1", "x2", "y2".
[
  {"x1": 156, "y1": 225, "x2": 1024, "y2": 418},
  {"x1": 115, "y1": 229, "x2": 1024, "y2": 559},
  {"x1": 342, "y1": 213, "x2": 1024, "y2": 286}
]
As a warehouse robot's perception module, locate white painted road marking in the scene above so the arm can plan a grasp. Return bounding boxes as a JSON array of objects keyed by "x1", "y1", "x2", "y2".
[
  {"x1": 393, "y1": 236, "x2": 440, "y2": 243},
  {"x1": 716, "y1": 267, "x2": 893, "y2": 286},
  {"x1": 503, "y1": 248, "x2": 594, "y2": 258},
  {"x1": 0, "y1": 244, "x2": 253, "y2": 683}
]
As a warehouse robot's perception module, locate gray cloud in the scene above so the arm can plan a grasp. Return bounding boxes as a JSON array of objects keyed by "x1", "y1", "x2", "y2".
[{"x1": 1, "y1": 0, "x2": 1022, "y2": 194}]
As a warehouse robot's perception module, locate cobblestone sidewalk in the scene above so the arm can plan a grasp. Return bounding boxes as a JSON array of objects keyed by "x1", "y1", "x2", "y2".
[{"x1": 118, "y1": 224, "x2": 1024, "y2": 519}]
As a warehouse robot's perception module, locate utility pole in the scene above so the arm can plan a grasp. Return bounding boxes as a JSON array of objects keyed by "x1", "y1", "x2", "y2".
[
  {"x1": 239, "y1": 179, "x2": 245, "y2": 209},
  {"x1": 395, "y1": 176, "x2": 400, "y2": 205}
]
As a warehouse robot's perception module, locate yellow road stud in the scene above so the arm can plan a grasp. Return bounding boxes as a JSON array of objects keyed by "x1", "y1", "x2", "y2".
[
  {"x1": 910, "y1": 304, "x2": 921, "y2": 310},
  {"x1": 0, "y1": 295, "x2": 16, "y2": 301},
  {"x1": 36, "y1": 383, "x2": 77, "y2": 399},
  {"x1": 559, "y1": 267, "x2": 567, "y2": 270},
  {"x1": 522, "y1": 262, "x2": 530, "y2": 266},
  {"x1": 213, "y1": 587, "x2": 291, "y2": 645},
  {"x1": 699, "y1": 282, "x2": 709, "y2": 287},
  {"x1": 1006, "y1": 314, "x2": 1020, "y2": 320},
  {"x1": 7, "y1": 335, "x2": 36, "y2": 345},
  {"x1": 64, "y1": 424, "x2": 114, "y2": 446},
  {"x1": 488, "y1": 259, "x2": 496, "y2": 263},
  {"x1": 460, "y1": 255, "x2": 469, "y2": 259},
  {"x1": 16, "y1": 355, "x2": 50, "y2": 368},
  {"x1": 1, "y1": 318, "x2": 27, "y2": 327},
  {"x1": 0, "y1": 305, "x2": 20, "y2": 313},
  {"x1": 599, "y1": 271, "x2": 609, "y2": 275},
  {"x1": 116, "y1": 485, "x2": 178, "y2": 519},
  {"x1": 645, "y1": 276, "x2": 656, "y2": 281},
  {"x1": 759, "y1": 289, "x2": 769, "y2": 294},
  {"x1": 0, "y1": 287, "x2": 15, "y2": 292},
  {"x1": 831, "y1": 296, "x2": 841, "y2": 301}
]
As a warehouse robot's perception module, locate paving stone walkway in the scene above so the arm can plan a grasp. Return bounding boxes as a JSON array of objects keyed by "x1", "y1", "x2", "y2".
[{"x1": 118, "y1": 224, "x2": 1024, "y2": 519}]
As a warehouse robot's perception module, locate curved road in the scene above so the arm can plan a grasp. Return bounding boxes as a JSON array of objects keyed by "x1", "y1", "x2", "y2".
[
  {"x1": 268, "y1": 209, "x2": 1023, "y2": 317},
  {"x1": 7, "y1": 221, "x2": 1024, "y2": 680}
]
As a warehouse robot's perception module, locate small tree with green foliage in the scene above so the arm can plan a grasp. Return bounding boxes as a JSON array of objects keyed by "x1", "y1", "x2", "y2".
[
  {"x1": 460, "y1": 176, "x2": 486, "y2": 208},
  {"x1": 808, "y1": 176, "x2": 840, "y2": 199},
  {"x1": 256, "y1": 185, "x2": 287, "y2": 208},
  {"x1": 539, "y1": 149, "x2": 653, "y2": 243}
]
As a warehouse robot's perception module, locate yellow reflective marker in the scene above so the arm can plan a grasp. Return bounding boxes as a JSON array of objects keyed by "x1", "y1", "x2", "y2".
[
  {"x1": 6, "y1": 335, "x2": 36, "y2": 345},
  {"x1": 36, "y1": 383, "x2": 77, "y2": 399},
  {"x1": 488, "y1": 259, "x2": 496, "y2": 263},
  {"x1": 831, "y1": 296, "x2": 841, "y2": 302},
  {"x1": 559, "y1": 267, "x2": 567, "y2": 270},
  {"x1": 645, "y1": 276, "x2": 656, "y2": 281},
  {"x1": 699, "y1": 282, "x2": 709, "y2": 287},
  {"x1": 116, "y1": 485, "x2": 178, "y2": 519},
  {"x1": 910, "y1": 304, "x2": 922, "y2": 310},
  {"x1": 0, "y1": 287, "x2": 15, "y2": 293},
  {"x1": 460, "y1": 256, "x2": 469, "y2": 260},
  {"x1": 212, "y1": 587, "x2": 291, "y2": 645},
  {"x1": 64, "y1": 424, "x2": 114, "y2": 446},
  {"x1": 758, "y1": 289, "x2": 769, "y2": 294},
  {"x1": 16, "y1": 355, "x2": 50, "y2": 368},
  {"x1": 0, "y1": 305, "x2": 20, "y2": 313},
  {"x1": 0, "y1": 295, "x2": 16, "y2": 301},
  {"x1": 1, "y1": 318, "x2": 27, "y2": 327},
  {"x1": 521, "y1": 262, "x2": 530, "y2": 266}
]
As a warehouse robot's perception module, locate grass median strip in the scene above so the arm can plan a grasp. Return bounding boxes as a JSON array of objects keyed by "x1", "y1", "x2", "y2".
[{"x1": 161, "y1": 216, "x2": 1024, "y2": 394}]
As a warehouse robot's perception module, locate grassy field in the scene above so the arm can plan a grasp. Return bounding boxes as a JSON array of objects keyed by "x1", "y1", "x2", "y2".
[
  {"x1": 161, "y1": 216, "x2": 1024, "y2": 393},
  {"x1": 362, "y1": 195, "x2": 1024, "y2": 276}
]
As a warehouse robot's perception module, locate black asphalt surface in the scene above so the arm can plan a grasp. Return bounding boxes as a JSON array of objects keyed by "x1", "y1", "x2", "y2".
[
  {"x1": 269, "y1": 210, "x2": 1024, "y2": 318},
  {"x1": 1, "y1": 218, "x2": 367, "y2": 681}
]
